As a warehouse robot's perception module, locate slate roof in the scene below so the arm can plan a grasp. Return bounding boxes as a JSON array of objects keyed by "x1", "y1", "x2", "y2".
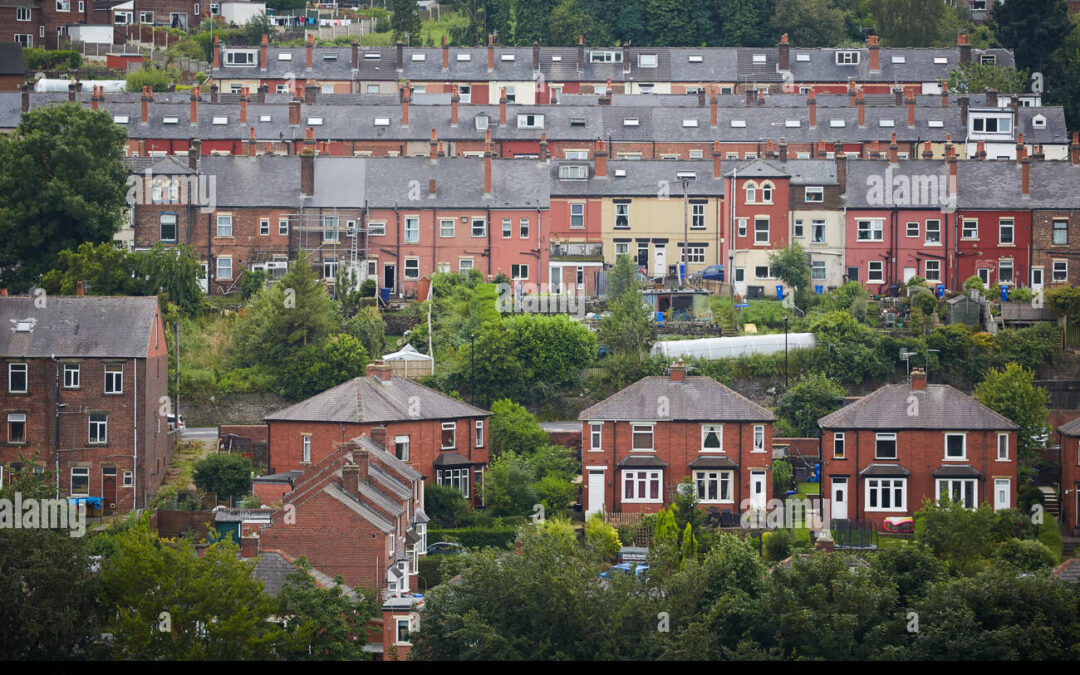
[
  {"x1": 199, "y1": 155, "x2": 300, "y2": 208},
  {"x1": 817, "y1": 383, "x2": 1018, "y2": 430},
  {"x1": 0, "y1": 296, "x2": 158, "y2": 359},
  {"x1": 1052, "y1": 558, "x2": 1080, "y2": 583},
  {"x1": 549, "y1": 160, "x2": 724, "y2": 198},
  {"x1": 265, "y1": 374, "x2": 490, "y2": 424},
  {"x1": 0, "y1": 43, "x2": 25, "y2": 76},
  {"x1": 579, "y1": 375, "x2": 775, "y2": 422},
  {"x1": 1056, "y1": 417, "x2": 1080, "y2": 437},
  {"x1": 252, "y1": 551, "x2": 297, "y2": 597}
]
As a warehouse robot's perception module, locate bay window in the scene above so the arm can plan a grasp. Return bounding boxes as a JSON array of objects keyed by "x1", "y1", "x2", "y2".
[
  {"x1": 623, "y1": 470, "x2": 662, "y2": 503},
  {"x1": 866, "y1": 477, "x2": 906, "y2": 511}
]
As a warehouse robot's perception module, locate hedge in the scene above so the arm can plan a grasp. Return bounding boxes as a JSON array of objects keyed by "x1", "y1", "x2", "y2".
[{"x1": 427, "y1": 526, "x2": 519, "y2": 550}]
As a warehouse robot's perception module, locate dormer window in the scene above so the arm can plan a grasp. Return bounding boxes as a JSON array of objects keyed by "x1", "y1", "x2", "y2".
[
  {"x1": 113, "y1": 115, "x2": 129, "y2": 124},
  {"x1": 517, "y1": 113, "x2": 543, "y2": 129},
  {"x1": 569, "y1": 116, "x2": 586, "y2": 126},
  {"x1": 730, "y1": 119, "x2": 746, "y2": 128},
  {"x1": 879, "y1": 119, "x2": 895, "y2": 127},
  {"x1": 224, "y1": 49, "x2": 256, "y2": 66},
  {"x1": 830, "y1": 119, "x2": 845, "y2": 128},
  {"x1": 374, "y1": 117, "x2": 390, "y2": 126},
  {"x1": 364, "y1": 52, "x2": 381, "y2": 60},
  {"x1": 752, "y1": 54, "x2": 766, "y2": 64},
  {"x1": 623, "y1": 118, "x2": 639, "y2": 126},
  {"x1": 1033, "y1": 114, "x2": 1046, "y2": 129},
  {"x1": 639, "y1": 54, "x2": 658, "y2": 68},
  {"x1": 163, "y1": 116, "x2": 178, "y2": 124},
  {"x1": 933, "y1": 57, "x2": 948, "y2": 64},
  {"x1": 682, "y1": 119, "x2": 698, "y2": 127},
  {"x1": 796, "y1": 53, "x2": 810, "y2": 62},
  {"x1": 410, "y1": 53, "x2": 425, "y2": 61},
  {"x1": 322, "y1": 53, "x2": 337, "y2": 61},
  {"x1": 688, "y1": 55, "x2": 703, "y2": 63},
  {"x1": 891, "y1": 56, "x2": 906, "y2": 64},
  {"x1": 475, "y1": 114, "x2": 489, "y2": 130},
  {"x1": 456, "y1": 53, "x2": 471, "y2": 61},
  {"x1": 785, "y1": 119, "x2": 800, "y2": 128},
  {"x1": 500, "y1": 53, "x2": 515, "y2": 61},
  {"x1": 981, "y1": 54, "x2": 996, "y2": 65},
  {"x1": 558, "y1": 165, "x2": 588, "y2": 180},
  {"x1": 278, "y1": 53, "x2": 292, "y2": 61},
  {"x1": 835, "y1": 51, "x2": 859, "y2": 65},
  {"x1": 589, "y1": 50, "x2": 622, "y2": 63},
  {"x1": 972, "y1": 116, "x2": 1010, "y2": 133}
]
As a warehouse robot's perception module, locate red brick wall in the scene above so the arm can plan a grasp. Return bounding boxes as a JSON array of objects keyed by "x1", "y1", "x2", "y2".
[
  {"x1": 1032, "y1": 210, "x2": 1080, "y2": 287},
  {"x1": 1060, "y1": 434, "x2": 1079, "y2": 534}
]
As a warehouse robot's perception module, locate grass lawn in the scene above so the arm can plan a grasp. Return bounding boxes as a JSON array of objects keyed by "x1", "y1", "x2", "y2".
[
  {"x1": 796, "y1": 481, "x2": 820, "y2": 497},
  {"x1": 360, "y1": 11, "x2": 468, "y2": 47}
]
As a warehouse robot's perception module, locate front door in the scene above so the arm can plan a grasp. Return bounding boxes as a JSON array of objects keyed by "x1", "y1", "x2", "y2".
[
  {"x1": 102, "y1": 467, "x2": 117, "y2": 515},
  {"x1": 1032, "y1": 267, "x2": 1044, "y2": 293},
  {"x1": 832, "y1": 477, "x2": 848, "y2": 522},
  {"x1": 199, "y1": 262, "x2": 209, "y2": 293},
  {"x1": 750, "y1": 470, "x2": 766, "y2": 512},
  {"x1": 653, "y1": 244, "x2": 666, "y2": 278},
  {"x1": 903, "y1": 267, "x2": 916, "y2": 283},
  {"x1": 587, "y1": 470, "x2": 605, "y2": 516},
  {"x1": 994, "y1": 478, "x2": 1011, "y2": 511},
  {"x1": 383, "y1": 263, "x2": 396, "y2": 293}
]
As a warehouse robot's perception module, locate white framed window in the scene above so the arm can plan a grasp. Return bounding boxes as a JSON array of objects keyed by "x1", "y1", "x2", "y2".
[
  {"x1": 105, "y1": 364, "x2": 123, "y2": 394},
  {"x1": 56, "y1": 0, "x2": 70, "y2": 10},
  {"x1": 323, "y1": 257, "x2": 338, "y2": 280},
  {"x1": 471, "y1": 218, "x2": 486, "y2": 237},
  {"x1": 906, "y1": 221, "x2": 919, "y2": 238},
  {"x1": 570, "y1": 204, "x2": 585, "y2": 228},
  {"x1": 14, "y1": 34, "x2": 32, "y2": 47},
  {"x1": 752, "y1": 425, "x2": 765, "y2": 452},
  {"x1": 441, "y1": 422, "x2": 456, "y2": 449},
  {"x1": 64, "y1": 364, "x2": 80, "y2": 389},
  {"x1": 439, "y1": 219, "x2": 455, "y2": 238},
  {"x1": 835, "y1": 51, "x2": 859, "y2": 65},
  {"x1": 754, "y1": 266, "x2": 771, "y2": 280},
  {"x1": 278, "y1": 218, "x2": 290, "y2": 236},
  {"x1": 1053, "y1": 260, "x2": 1068, "y2": 283},
  {"x1": 694, "y1": 470, "x2": 733, "y2": 503},
  {"x1": 737, "y1": 218, "x2": 747, "y2": 238},
  {"x1": 615, "y1": 203, "x2": 630, "y2": 229},
  {"x1": 999, "y1": 259, "x2": 1014, "y2": 284},
  {"x1": 404, "y1": 216, "x2": 419, "y2": 243},
  {"x1": 89, "y1": 414, "x2": 108, "y2": 445},
  {"x1": 833, "y1": 432, "x2": 845, "y2": 458},
  {"x1": 590, "y1": 423, "x2": 602, "y2": 451},
  {"x1": 395, "y1": 618, "x2": 411, "y2": 645},
  {"x1": 999, "y1": 218, "x2": 1014, "y2": 245},
  {"x1": 754, "y1": 218, "x2": 769, "y2": 244},
  {"x1": 631, "y1": 424, "x2": 654, "y2": 452},
  {"x1": 367, "y1": 221, "x2": 385, "y2": 237},
  {"x1": 323, "y1": 215, "x2": 339, "y2": 242},
  {"x1": 866, "y1": 478, "x2": 906, "y2": 511},
  {"x1": 875, "y1": 432, "x2": 897, "y2": 459},
  {"x1": 868, "y1": 261, "x2": 884, "y2": 283},
  {"x1": 8, "y1": 363, "x2": 27, "y2": 393},
  {"x1": 925, "y1": 259, "x2": 941, "y2": 282},
  {"x1": 936, "y1": 478, "x2": 976, "y2": 509},
  {"x1": 217, "y1": 256, "x2": 232, "y2": 280},
  {"x1": 458, "y1": 258, "x2": 474, "y2": 272},
  {"x1": 811, "y1": 220, "x2": 826, "y2": 244},
  {"x1": 962, "y1": 219, "x2": 979, "y2": 239},
  {"x1": 502, "y1": 218, "x2": 512, "y2": 238},
  {"x1": 795, "y1": 220, "x2": 805, "y2": 238},
  {"x1": 7, "y1": 413, "x2": 26, "y2": 444},
  {"x1": 520, "y1": 218, "x2": 529, "y2": 239},
  {"x1": 944, "y1": 433, "x2": 966, "y2": 459},
  {"x1": 804, "y1": 186, "x2": 823, "y2": 203},
  {"x1": 216, "y1": 213, "x2": 233, "y2": 237},
  {"x1": 857, "y1": 219, "x2": 883, "y2": 241},
  {"x1": 139, "y1": 10, "x2": 153, "y2": 23},
  {"x1": 615, "y1": 242, "x2": 629, "y2": 258},
  {"x1": 394, "y1": 435, "x2": 410, "y2": 461},
  {"x1": 997, "y1": 433, "x2": 1009, "y2": 461},
  {"x1": 691, "y1": 203, "x2": 705, "y2": 229},
  {"x1": 302, "y1": 434, "x2": 311, "y2": 463},
  {"x1": 745, "y1": 183, "x2": 757, "y2": 203},
  {"x1": 925, "y1": 219, "x2": 941, "y2": 244},
  {"x1": 437, "y1": 468, "x2": 470, "y2": 497},
  {"x1": 259, "y1": 218, "x2": 269, "y2": 236},
  {"x1": 404, "y1": 258, "x2": 420, "y2": 280},
  {"x1": 811, "y1": 260, "x2": 826, "y2": 280},
  {"x1": 623, "y1": 470, "x2": 662, "y2": 503},
  {"x1": 475, "y1": 420, "x2": 484, "y2": 448},
  {"x1": 123, "y1": 471, "x2": 133, "y2": 487},
  {"x1": 681, "y1": 246, "x2": 706, "y2": 264},
  {"x1": 17, "y1": 7, "x2": 30, "y2": 20},
  {"x1": 71, "y1": 467, "x2": 89, "y2": 495},
  {"x1": 517, "y1": 114, "x2": 544, "y2": 129},
  {"x1": 701, "y1": 424, "x2": 723, "y2": 452},
  {"x1": 511, "y1": 264, "x2": 529, "y2": 280}
]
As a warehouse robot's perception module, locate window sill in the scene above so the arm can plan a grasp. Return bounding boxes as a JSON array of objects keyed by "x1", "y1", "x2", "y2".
[
  {"x1": 629, "y1": 449, "x2": 655, "y2": 453},
  {"x1": 698, "y1": 499, "x2": 735, "y2": 505},
  {"x1": 6, "y1": 442, "x2": 28, "y2": 447},
  {"x1": 104, "y1": 392, "x2": 124, "y2": 396},
  {"x1": 7, "y1": 391, "x2": 30, "y2": 396}
]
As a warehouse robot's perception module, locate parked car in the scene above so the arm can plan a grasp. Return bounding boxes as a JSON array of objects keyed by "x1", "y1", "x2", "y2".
[
  {"x1": 600, "y1": 562, "x2": 649, "y2": 579},
  {"x1": 166, "y1": 414, "x2": 185, "y2": 432},
  {"x1": 426, "y1": 541, "x2": 466, "y2": 555}
]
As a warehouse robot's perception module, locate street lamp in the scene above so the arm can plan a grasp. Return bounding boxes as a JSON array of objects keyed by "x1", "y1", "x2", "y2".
[{"x1": 677, "y1": 171, "x2": 696, "y2": 288}]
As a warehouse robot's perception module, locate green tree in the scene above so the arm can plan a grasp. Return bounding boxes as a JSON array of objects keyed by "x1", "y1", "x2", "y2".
[
  {"x1": 710, "y1": 0, "x2": 776, "y2": 46},
  {"x1": 344, "y1": 305, "x2": 386, "y2": 359},
  {"x1": 548, "y1": 0, "x2": 609, "y2": 45},
  {"x1": 277, "y1": 333, "x2": 370, "y2": 401},
  {"x1": 585, "y1": 513, "x2": 621, "y2": 559},
  {"x1": 1045, "y1": 284, "x2": 1080, "y2": 319},
  {"x1": 425, "y1": 483, "x2": 472, "y2": 528},
  {"x1": 991, "y1": 0, "x2": 1073, "y2": 74},
  {"x1": 485, "y1": 451, "x2": 538, "y2": 517},
  {"x1": 489, "y1": 399, "x2": 549, "y2": 456},
  {"x1": 947, "y1": 61, "x2": 1030, "y2": 96},
  {"x1": 389, "y1": 0, "x2": 422, "y2": 42},
  {"x1": 599, "y1": 290, "x2": 653, "y2": 357},
  {"x1": 242, "y1": 12, "x2": 275, "y2": 44},
  {"x1": 98, "y1": 517, "x2": 280, "y2": 659},
  {"x1": 768, "y1": 242, "x2": 811, "y2": 293},
  {"x1": 914, "y1": 498, "x2": 997, "y2": 575},
  {"x1": 771, "y1": 0, "x2": 847, "y2": 47},
  {"x1": 776, "y1": 372, "x2": 846, "y2": 437},
  {"x1": 993, "y1": 537, "x2": 1057, "y2": 573},
  {"x1": 974, "y1": 362, "x2": 1049, "y2": 462},
  {"x1": 0, "y1": 103, "x2": 129, "y2": 291},
  {"x1": 192, "y1": 452, "x2": 254, "y2": 503},
  {"x1": 513, "y1": 0, "x2": 557, "y2": 45},
  {"x1": 871, "y1": 0, "x2": 950, "y2": 46},
  {"x1": 274, "y1": 559, "x2": 378, "y2": 660},
  {"x1": 868, "y1": 540, "x2": 947, "y2": 605}
]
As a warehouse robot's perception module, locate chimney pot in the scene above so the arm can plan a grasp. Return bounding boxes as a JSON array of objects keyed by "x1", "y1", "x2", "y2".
[
  {"x1": 366, "y1": 360, "x2": 392, "y2": 382},
  {"x1": 594, "y1": 139, "x2": 608, "y2": 178},
  {"x1": 669, "y1": 359, "x2": 686, "y2": 382},
  {"x1": 371, "y1": 426, "x2": 388, "y2": 450}
]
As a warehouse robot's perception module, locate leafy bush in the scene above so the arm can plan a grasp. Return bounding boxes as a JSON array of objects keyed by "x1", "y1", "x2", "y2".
[
  {"x1": 22, "y1": 48, "x2": 82, "y2": 70},
  {"x1": 217, "y1": 366, "x2": 276, "y2": 395},
  {"x1": 416, "y1": 551, "x2": 469, "y2": 589},
  {"x1": 585, "y1": 514, "x2": 621, "y2": 560},
  {"x1": 763, "y1": 529, "x2": 793, "y2": 561},
  {"x1": 426, "y1": 526, "x2": 519, "y2": 550},
  {"x1": 192, "y1": 453, "x2": 254, "y2": 503},
  {"x1": 126, "y1": 68, "x2": 177, "y2": 92},
  {"x1": 424, "y1": 484, "x2": 470, "y2": 528},
  {"x1": 963, "y1": 275, "x2": 985, "y2": 293},
  {"x1": 359, "y1": 278, "x2": 377, "y2": 297},
  {"x1": 772, "y1": 461, "x2": 794, "y2": 496},
  {"x1": 994, "y1": 538, "x2": 1056, "y2": 572}
]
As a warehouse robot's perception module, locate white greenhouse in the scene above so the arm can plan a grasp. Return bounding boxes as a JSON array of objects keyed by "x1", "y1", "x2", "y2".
[{"x1": 651, "y1": 333, "x2": 816, "y2": 360}]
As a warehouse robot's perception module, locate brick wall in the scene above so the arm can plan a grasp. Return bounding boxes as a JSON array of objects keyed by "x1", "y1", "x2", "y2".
[{"x1": 1032, "y1": 210, "x2": 1080, "y2": 287}]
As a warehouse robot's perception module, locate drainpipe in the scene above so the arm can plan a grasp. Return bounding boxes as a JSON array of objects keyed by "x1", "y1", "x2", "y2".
[
  {"x1": 486, "y1": 205, "x2": 492, "y2": 277},
  {"x1": 52, "y1": 355, "x2": 61, "y2": 499},
  {"x1": 394, "y1": 205, "x2": 400, "y2": 295},
  {"x1": 133, "y1": 356, "x2": 138, "y2": 509}
]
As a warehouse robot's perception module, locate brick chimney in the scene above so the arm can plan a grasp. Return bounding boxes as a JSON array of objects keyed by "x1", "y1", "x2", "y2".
[
  {"x1": 595, "y1": 139, "x2": 608, "y2": 178},
  {"x1": 669, "y1": 359, "x2": 686, "y2": 382},
  {"x1": 366, "y1": 360, "x2": 392, "y2": 382},
  {"x1": 1016, "y1": 133, "x2": 1025, "y2": 164},
  {"x1": 210, "y1": 84, "x2": 219, "y2": 104},
  {"x1": 856, "y1": 89, "x2": 865, "y2": 127},
  {"x1": 941, "y1": 81, "x2": 949, "y2": 107},
  {"x1": 778, "y1": 137, "x2": 788, "y2": 163},
  {"x1": 488, "y1": 34, "x2": 494, "y2": 72},
  {"x1": 807, "y1": 89, "x2": 816, "y2": 127},
  {"x1": 396, "y1": 41, "x2": 404, "y2": 71},
  {"x1": 304, "y1": 80, "x2": 317, "y2": 104},
  {"x1": 910, "y1": 367, "x2": 927, "y2": 391},
  {"x1": 213, "y1": 35, "x2": 221, "y2": 69},
  {"x1": 430, "y1": 128, "x2": 438, "y2": 159},
  {"x1": 305, "y1": 32, "x2": 314, "y2": 70},
  {"x1": 985, "y1": 87, "x2": 997, "y2": 108},
  {"x1": 757, "y1": 88, "x2": 765, "y2": 106},
  {"x1": 958, "y1": 33, "x2": 971, "y2": 64},
  {"x1": 817, "y1": 139, "x2": 827, "y2": 158},
  {"x1": 239, "y1": 87, "x2": 248, "y2": 124},
  {"x1": 713, "y1": 140, "x2": 722, "y2": 178},
  {"x1": 848, "y1": 79, "x2": 856, "y2": 106},
  {"x1": 976, "y1": 139, "x2": 986, "y2": 159},
  {"x1": 442, "y1": 35, "x2": 449, "y2": 70},
  {"x1": 140, "y1": 86, "x2": 149, "y2": 123},
  {"x1": 697, "y1": 87, "x2": 706, "y2": 108},
  {"x1": 257, "y1": 84, "x2": 267, "y2": 104},
  {"x1": 190, "y1": 86, "x2": 200, "y2": 125},
  {"x1": 68, "y1": 82, "x2": 76, "y2": 102},
  {"x1": 868, "y1": 35, "x2": 880, "y2": 72},
  {"x1": 959, "y1": 95, "x2": 969, "y2": 126},
  {"x1": 894, "y1": 86, "x2": 904, "y2": 106},
  {"x1": 370, "y1": 426, "x2": 388, "y2": 450},
  {"x1": 450, "y1": 85, "x2": 460, "y2": 127},
  {"x1": 240, "y1": 535, "x2": 259, "y2": 559},
  {"x1": 710, "y1": 87, "x2": 718, "y2": 127},
  {"x1": 260, "y1": 33, "x2": 268, "y2": 71},
  {"x1": 577, "y1": 35, "x2": 584, "y2": 73},
  {"x1": 889, "y1": 133, "x2": 898, "y2": 164},
  {"x1": 778, "y1": 33, "x2": 790, "y2": 71},
  {"x1": 484, "y1": 138, "x2": 493, "y2": 196},
  {"x1": 533, "y1": 41, "x2": 540, "y2": 72},
  {"x1": 342, "y1": 463, "x2": 361, "y2": 498},
  {"x1": 922, "y1": 141, "x2": 934, "y2": 159},
  {"x1": 289, "y1": 98, "x2": 301, "y2": 126},
  {"x1": 1071, "y1": 132, "x2": 1079, "y2": 166},
  {"x1": 248, "y1": 127, "x2": 257, "y2": 157},
  {"x1": 906, "y1": 94, "x2": 916, "y2": 128},
  {"x1": 1021, "y1": 156, "x2": 1031, "y2": 197},
  {"x1": 745, "y1": 88, "x2": 754, "y2": 107},
  {"x1": 76, "y1": 281, "x2": 84, "y2": 297},
  {"x1": 539, "y1": 133, "x2": 549, "y2": 163},
  {"x1": 428, "y1": 178, "x2": 436, "y2": 197},
  {"x1": 300, "y1": 146, "x2": 314, "y2": 197},
  {"x1": 499, "y1": 87, "x2": 507, "y2": 126},
  {"x1": 401, "y1": 86, "x2": 410, "y2": 127},
  {"x1": 835, "y1": 148, "x2": 847, "y2": 194},
  {"x1": 21, "y1": 83, "x2": 30, "y2": 113},
  {"x1": 189, "y1": 139, "x2": 201, "y2": 170},
  {"x1": 351, "y1": 39, "x2": 359, "y2": 70}
]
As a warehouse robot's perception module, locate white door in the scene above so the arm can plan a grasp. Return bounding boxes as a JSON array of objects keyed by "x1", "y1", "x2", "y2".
[
  {"x1": 653, "y1": 244, "x2": 666, "y2": 278},
  {"x1": 978, "y1": 268, "x2": 991, "y2": 286},
  {"x1": 994, "y1": 478, "x2": 1010, "y2": 511},
  {"x1": 750, "y1": 471, "x2": 766, "y2": 511},
  {"x1": 1032, "y1": 267, "x2": 1044, "y2": 293},
  {"x1": 832, "y1": 477, "x2": 848, "y2": 521},
  {"x1": 903, "y1": 267, "x2": 917, "y2": 283},
  {"x1": 587, "y1": 471, "x2": 605, "y2": 516},
  {"x1": 199, "y1": 262, "x2": 209, "y2": 293}
]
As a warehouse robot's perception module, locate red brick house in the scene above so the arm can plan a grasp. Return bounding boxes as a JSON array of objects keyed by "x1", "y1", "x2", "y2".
[
  {"x1": 578, "y1": 361, "x2": 776, "y2": 516},
  {"x1": 0, "y1": 295, "x2": 172, "y2": 513},
  {"x1": 0, "y1": 42, "x2": 25, "y2": 91},
  {"x1": 1058, "y1": 417, "x2": 1080, "y2": 537},
  {"x1": 257, "y1": 433, "x2": 429, "y2": 599},
  {"x1": 265, "y1": 361, "x2": 490, "y2": 507},
  {"x1": 818, "y1": 368, "x2": 1019, "y2": 528}
]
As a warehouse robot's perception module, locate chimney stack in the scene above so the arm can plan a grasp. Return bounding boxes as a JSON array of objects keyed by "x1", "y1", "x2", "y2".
[
  {"x1": 76, "y1": 281, "x2": 84, "y2": 297},
  {"x1": 713, "y1": 140, "x2": 722, "y2": 178},
  {"x1": 261, "y1": 34, "x2": 268, "y2": 71},
  {"x1": 958, "y1": 33, "x2": 971, "y2": 64},
  {"x1": 140, "y1": 86, "x2": 149, "y2": 123},
  {"x1": 21, "y1": 83, "x2": 31, "y2": 112},
  {"x1": 848, "y1": 79, "x2": 856, "y2": 106},
  {"x1": 484, "y1": 138, "x2": 493, "y2": 196},
  {"x1": 430, "y1": 128, "x2": 438, "y2": 159},
  {"x1": 533, "y1": 41, "x2": 540, "y2": 72},
  {"x1": 396, "y1": 41, "x2": 404, "y2": 71},
  {"x1": 248, "y1": 127, "x2": 257, "y2": 157},
  {"x1": 488, "y1": 34, "x2": 494, "y2": 72},
  {"x1": 778, "y1": 33, "x2": 790, "y2": 71},
  {"x1": 371, "y1": 426, "x2": 388, "y2": 450},
  {"x1": 985, "y1": 87, "x2": 998, "y2": 108},
  {"x1": 1016, "y1": 132, "x2": 1025, "y2": 164},
  {"x1": 351, "y1": 39, "x2": 359, "y2": 70},
  {"x1": 757, "y1": 88, "x2": 765, "y2": 106},
  {"x1": 442, "y1": 36, "x2": 449, "y2": 70},
  {"x1": 189, "y1": 139, "x2": 201, "y2": 170},
  {"x1": 868, "y1": 35, "x2": 880, "y2": 72},
  {"x1": 910, "y1": 367, "x2": 926, "y2": 391},
  {"x1": 941, "y1": 81, "x2": 949, "y2": 107},
  {"x1": 778, "y1": 137, "x2": 788, "y2": 163},
  {"x1": 697, "y1": 86, "x2": 706, "y2": 108},
  {"x1": 239, "y1": 86, "x2": 248, "y2": 124},
  {"x1": 213, "y1": 35, "x2": 220, "y2": 70},
  {"x1": 300, "y1": 143, "x2": 314, "y2": 197},
  {"x1": 577, "y1": 35, "x2": 584, "y2": 73},
  {"x1": 745, "y1": 88, "x2": 755, "y2": 107},
  {"x1": 835, "y1": 146, "x2": 847, "y2": 194},
  {"x1": 539, "y1": 133, "x2": 548, "y2": 163},
  {"x1": 288, "y1": 98, "x2": 301, "y2": 126},
  {"x1": 258, "y1": 84, "x2": 268, "y2": 104},
  {"x1": 499, "y1": 87, "x2": 507, "y2": 126},
  {"x1": 976, "y1": 139, "x2": 986, "y2": 159},
  {"x1": 807, "y1": 88, "x2": 816, "y2": 127},
  {"x1": 889, "y1": 132, "x2": 898, "y2": 164},
  {"x1": 68, "y1": 82, "x2": 76, "y2": 102},
  {"x1": 305, "y1": 32, "x2": 314, "y2": 70},
  {"x1": 450, "y1": 85, "x2": 459, "y2": 126},
  {"x1": 1070, "y1": 132, "x2": 1079, "y2": 166},
  {"x1": 595, "y1": 138, "x2": 608, "y2": 178},
  {"x1": 710, "y1": 87, "x2": 718, "y2": 127},
  {"x1": 210, "y1": 83, "x2": 219, "y2": 104},
  {"x1": 669, "y1": 359, "x2": 686, "y2": 382},
  {"x1": 400, "y1": 86, "x2": 410, "y2": 127},
  {"x1": 906, "y1": 94, "x2": 916, "y2": 128},
  {"x1": 922, "y1": 141, "x2": 934, "y2": 159},
  {"x1": 428, "y1": 178, "x2": 436, "y2": 197},
  {"x1": 366, "y1": 360, "x2": 392, "y2": 382},
  {"x1": 190, "y1": 85, "x2": 200, "y2": 125},
  {"x1": 1021, "y1": 156, "x2": 1031, "y2": 197},
  {"x1": 894, "y1": 86, "x2": 904, "y2": 107},
  {"x1": 857, "y1": 89, "x2": 865, "y2": 127}
]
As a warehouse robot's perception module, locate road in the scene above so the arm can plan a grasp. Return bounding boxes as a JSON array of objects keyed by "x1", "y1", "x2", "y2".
[{"x1": 180, "y1": 427, "x2": 218, "y2": 442}]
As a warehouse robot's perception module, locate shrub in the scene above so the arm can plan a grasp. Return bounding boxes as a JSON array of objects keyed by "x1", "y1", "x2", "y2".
[
  {"x1": 773, "y1": 461, "x2": 794, "y2": 496},
  {"x1": 585, "y1": 514, "x2": 621, "y2": 560},
  {"x1": 426, "y1": 526, "x2": 519, "y2": 550},
  {"x1": 126, "y1": 68, "x2": 176, "y2": 92},
  {"x1": 994, "y1": 538, "x2": 1056, "y2": 572},
  {"x1": 22, "y1": 48, "x2": 82, "y2": 70},
  {"x1": 424, "y1": 484, "x2": 470, "y2": 528},
  {"x1": 763, "y1": 529, "x2": 793, "y2": 561},
  {"x1": 217, "y1": 366, "x2": 275, "y2": 395},
  {"x1": 416, "y1": 552, "x2": 469, "y2": 589}
]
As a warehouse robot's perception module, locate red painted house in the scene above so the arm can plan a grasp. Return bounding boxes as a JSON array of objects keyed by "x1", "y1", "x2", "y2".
[
  {"x1": 1058, "y1": 418, "x2": 1080, "y2": 537},
  {"x1": 265, "y1": 361, "x2": 490, "y2": 507},
  {"x1": 578, "y1": 361, "x2": 776, "y2": 516},
  {"x1": 818, "y1": 368, "x2": 1019, "y2": 528},
  {"x1": 955, "y1": 158, "x2": 1033, "y2": 290}
]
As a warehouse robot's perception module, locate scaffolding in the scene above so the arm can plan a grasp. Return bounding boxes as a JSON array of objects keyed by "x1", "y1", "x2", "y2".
[{"x1": 285, "y1": 205, "x2": 375, "y2": 295}]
